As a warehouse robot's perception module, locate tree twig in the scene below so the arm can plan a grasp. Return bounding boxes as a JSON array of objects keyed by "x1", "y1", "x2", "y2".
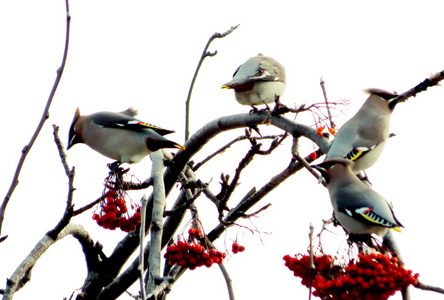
[
  {"x1": 320, "y1": 77, "x2": 335, "y2": 129},
  {"x1": 192, "y1": 134, "x2": 282, "y2": 171},
  {"x1": 47, "y1": 125, "x2": 76, "y2": 240},
  {"x1": 73, "y1": 196, "x2": 104, "y2": 216},
  {"x1": 291, "y1": 136, "x2": 326, "y2": 186},
  {"x1": 391, "y1": 70, "x2": 444, "y2": 104},
  {"x1": 218, "y1": 263, "x2": 235, "y2": 300},
  {"x1": 415, "y1": 281, "x2": 444, "y2": 294},
  {"x1": 0, "y1": 0, "x2": 71, "y2": 240},
  {"x1": 185, "y1": 24, "x2": 239, "y2": 141}
]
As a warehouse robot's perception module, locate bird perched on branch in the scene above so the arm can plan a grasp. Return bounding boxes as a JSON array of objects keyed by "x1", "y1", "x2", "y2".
[
  {"x1": 221, "y1": 54, "x2": 286, "y2": 108},
  {"x1": 325, "y1": 88, "x2": 399, "y2": 174},
  {"x1": 67, "y1": 107, "x2": 184, "y2": 164},
  {"x1": 312, "y1": 158, "x2": 403, "y2": 239}
]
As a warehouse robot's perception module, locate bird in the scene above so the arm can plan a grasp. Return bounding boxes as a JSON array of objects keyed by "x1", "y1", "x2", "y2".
[
  {"x1": 221, "y1": 54, "x2": 286, "y2": 108},
  {"x1": 325, "y1": 88, "x2": 399, "y2": 174},
  {"x1": 312, "y1": 158, "x2": 403, "y2": 239},
  {"x1": 67, "y1": 107, "x2": 185, "y2": 164}
]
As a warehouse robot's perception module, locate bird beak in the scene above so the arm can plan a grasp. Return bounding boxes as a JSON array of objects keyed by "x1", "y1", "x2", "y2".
[
  {"x1": 67, "y1": 107, "x2": 82, "y2": 150},
  {"x1": 311, "y1": 164, "x2": 330, "y2": 184},
  {"x1": 221, "y1": 83, "x2": 232, "y2": 89},
  {"x1": 67, "y1": 134, "x2": 83, "y2": 150},
  {"x1": 388, "y1": 96, "x2": 400, "y2": 110}
]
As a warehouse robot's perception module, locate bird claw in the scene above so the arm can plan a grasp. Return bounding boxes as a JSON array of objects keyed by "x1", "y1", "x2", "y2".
[
  {"x1": 108, "y1": 161, "x2": 124, "y2": 174},
  {"x1": 271, "y1": 95, "x2": 290, "y2": 115},
  {"x1": 249, "y1": 106, "x2": 260, "y2": 115}
]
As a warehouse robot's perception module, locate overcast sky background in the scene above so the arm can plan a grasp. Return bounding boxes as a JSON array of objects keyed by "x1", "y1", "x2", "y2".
[{"x1": 1, "y1": 1, "x2": 444, "y2": 299}]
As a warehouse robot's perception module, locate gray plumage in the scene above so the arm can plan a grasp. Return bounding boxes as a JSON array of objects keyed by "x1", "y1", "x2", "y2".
[
  {"x1": 325, "y1": 88, "x2": 398, "y2": 174},
  {"x1": 221, "y1": 54, "x2": 286, "y2": 107},
  {"x1": 67, "y1": 107, "x2": 184, "y2": 163},
  {"x1": 312, "y1": 158, "x2": 403, "y2": 238}
]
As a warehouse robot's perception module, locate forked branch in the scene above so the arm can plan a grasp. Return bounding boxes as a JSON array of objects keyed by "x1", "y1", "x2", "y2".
[
  {"x1": 185, "y1": 24, "x2": 239, "y2": 141},
  {"x1": 0, "y1": 0, "x2": 71, "y2": 239}
]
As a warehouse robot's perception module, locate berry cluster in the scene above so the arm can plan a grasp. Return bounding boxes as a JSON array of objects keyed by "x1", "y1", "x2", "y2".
[
  {"x1": 284, "y1": 253, "x2": 336, "y2": 287},
  {"x1": 165, "y1": 241, "x2": 227, "y2": 270},
  {"x1": 284, "y1": 252, "x2": 418, "y2": 300},
  {"x1": 316, "y1": 126, "x2": 336, "y2": 137},
  {"x1": 92, "y1": 189, "x2": 141, "y2": 232},
  {"x1": 231, "y1": 242, "x2": 245, "y2": 254},
  {"x1": 188, "y1": 227, "x2": 203, "y2": 238}
]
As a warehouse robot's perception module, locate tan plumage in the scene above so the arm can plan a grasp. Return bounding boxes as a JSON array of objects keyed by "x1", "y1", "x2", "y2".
[
  {"x1": 221, "y1": 54, "x2": 286, "y2": 107},
  {"x1": 313, "y1": 158, "x2": 403, "y2": 238},
  {"x1": 67, "y1": 108, "x2": 184, "y2": 163},
  {"x1": 325, "y1": 89, "x2": 398, "y2": 174}
]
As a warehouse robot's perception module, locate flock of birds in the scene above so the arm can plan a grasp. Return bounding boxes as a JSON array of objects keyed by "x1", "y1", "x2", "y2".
[{"x1": 67, "y1": 54, "x2": 403, "y2": 242}]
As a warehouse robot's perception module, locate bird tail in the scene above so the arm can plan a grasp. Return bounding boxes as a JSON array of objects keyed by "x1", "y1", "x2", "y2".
[{"x1": 146, "y1": 137, "x2": 185, "y2": 152}]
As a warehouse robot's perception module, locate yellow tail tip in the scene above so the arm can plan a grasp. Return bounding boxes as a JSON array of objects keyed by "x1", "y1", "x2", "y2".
[{"x1": 392, "y1": 227, "x2": 402, "y2": 232}]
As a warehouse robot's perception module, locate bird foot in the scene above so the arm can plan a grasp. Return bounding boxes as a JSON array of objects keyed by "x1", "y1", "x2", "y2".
[
  {"x1": 249, "y1": 105, "x2": 261, "y2": 115},
  {"x1": 271, "y1": 96, "x2": 290, "y2": 115},
  {"x1": 107, "y1": 161, "x2": 125, "y2": 175}
]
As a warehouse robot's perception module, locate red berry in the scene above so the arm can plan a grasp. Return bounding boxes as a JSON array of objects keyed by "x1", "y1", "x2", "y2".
[
  {"x1": 205, "y1": 258, "x2": 213, "y2": 268},
  {"x1": 316, "y1": 126, "x2": 325, "y2": 137},
  {"x1": 308, "y1": 152, "x2": 318, "y2": 160}
]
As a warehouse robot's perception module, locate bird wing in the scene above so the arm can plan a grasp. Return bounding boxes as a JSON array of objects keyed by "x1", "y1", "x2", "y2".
[
  {"x1": 235, "y1": 57, "x2": 283, "y2": 83},
  {"x1": 333, "y1": 183, "x2": 403, "y2": 231},
  {"x1": 344, "y1": 145, "x2": 377, "y2": 162},
  {"x1": 339, "y1": 206, "x2": 402, "y2": 231},
  {"x1": 255, "y1": 57, "x2": 284, "y2": 81},
  {"x1": 92, "y1": 112, "x2": 175, "y2": 136},
  {"x1": 327, "y1": 122, "x2": 382, "y2": 161}
]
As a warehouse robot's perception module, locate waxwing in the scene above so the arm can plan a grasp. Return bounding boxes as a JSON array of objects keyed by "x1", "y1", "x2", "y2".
[
  {"x1": 325, "y1": 89, "x2": 399, "y2": 174},
  {"x1": 67, "y1": 107, "x2": 184, "y2": 163},
  {"x1": 312, "y1": 158, "x2": 403, "y2": 238},
  {"x1": 221, "y1": 54, "x2": 286, "y2": 107}
]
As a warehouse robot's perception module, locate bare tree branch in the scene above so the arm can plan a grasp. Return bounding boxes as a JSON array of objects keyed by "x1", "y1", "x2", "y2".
[
  {"x1": 146, "y1": 151, "x2": 166, "y2": 295},
  {"x1": 218, "y1": 262, "x2": 235, "y2": 300},
  {"x1": 391, "y1": 70, "x2": 444, "y2": 104},
  {"x1": 320, "y1": 77, "x2": 336, "y2": 129},
  {"x1": 73, "y1": 196, "x2": 104, "y2": 216},
  {"x1": 0, "y1": 0, "x2": 71, "y2": 240},
  {"x1": 291, "y1": 136, "x2": 326, "y2": 186},
  {"x1": 4, "y1": 224, "x2": 93, "y2": 300},
  {"x1": 47, "y1": 125, "x2": 76, "y2": 240},
  {"x1": 138, "y1": 195, "x2": 148, "y2": 300},
  {"x1": 192, "y1": 134, "x2": 282, "y2": 171},
  {"x1": 415, "y1": 281, "x2": 444, "y2": 294},
  {"x1": 185, "y1": 24, "x2": 239, "y2": 141},
  {"x1": 207, "y1": 149, "x2": 322, "y2": 243},
  {"x1": 240, "y1": 203, "x2": 272, "y2": 219}
]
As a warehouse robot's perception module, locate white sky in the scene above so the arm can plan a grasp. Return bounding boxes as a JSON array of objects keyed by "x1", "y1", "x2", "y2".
[{"x1": 1, "y1": 0, "x2": 444, "y2": 299}]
